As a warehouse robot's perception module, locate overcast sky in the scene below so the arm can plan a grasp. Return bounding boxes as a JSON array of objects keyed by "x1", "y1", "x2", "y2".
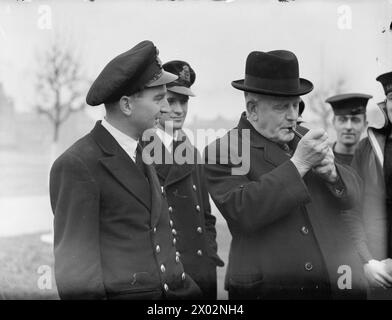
[{"x1": 0, "y1": 0, "x2": 391, "y2": 122}]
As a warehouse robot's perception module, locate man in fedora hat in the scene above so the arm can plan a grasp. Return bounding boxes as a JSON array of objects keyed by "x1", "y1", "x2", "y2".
[
  {"x1": 204, "y1": 50, "x2": 367, "y2": 299},
  {"x1": 49, "y1": 41, "x2": 201, "y2": 299},
  {"x1": 346, "y1": 72, "x2": 392, "y2": 298},
  {"x1": 325, "y1": 93, "x2": 370, "y2": 166},
  {"x1": 149, "y1": 60, "x2": 224, "y2": 299}
]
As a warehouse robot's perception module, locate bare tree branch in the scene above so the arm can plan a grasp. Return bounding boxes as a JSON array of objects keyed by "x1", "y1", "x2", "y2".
[
  {"x1": 35, "y1": 38, "x2": 87, "y2": 143},
  {"x1": 36, "y1": 104, "x2": 55, "y2": 123}
]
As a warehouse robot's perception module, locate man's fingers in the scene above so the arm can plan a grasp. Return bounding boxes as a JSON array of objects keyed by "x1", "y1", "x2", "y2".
[
  {"x1": 305, "y1": 129, "x2": 326, "y2": 140},
  {"x1": 314, "y1": 166, "x2": 333, "y2": 176},
  {"x1": 379, "y1": 271, "x2": 392, "y2": 286},
  {"x1": 374, "y1": 274, "x2": 389, "y2": 288},
  {"x1": 314, "y1": 141, "x2": 329, "y2": 154},
  {"x1": 317, "y1": 159, "x2": 330, "y2": 167}
]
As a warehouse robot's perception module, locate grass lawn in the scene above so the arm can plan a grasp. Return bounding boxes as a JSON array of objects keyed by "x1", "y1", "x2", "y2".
[
  {"x1": 0, "y1": 232, "x2": 59, "y2": 299},
  {"x1": 0, "y1": 213, "x2": 231, "y2": 300}
]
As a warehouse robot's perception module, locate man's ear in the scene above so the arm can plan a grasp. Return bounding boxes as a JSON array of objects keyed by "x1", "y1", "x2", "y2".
[
  {"x1": 119, "y1": 96, "x2": 134, "y2": 116},
  {"x1": 246, "y1": 100, "x2": 258, "y2": 121}
]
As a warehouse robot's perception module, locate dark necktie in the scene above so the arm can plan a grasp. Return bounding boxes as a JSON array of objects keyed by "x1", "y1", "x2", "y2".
[{"x1": 135, "y1": 143, "x2": 147, "y2": 178}]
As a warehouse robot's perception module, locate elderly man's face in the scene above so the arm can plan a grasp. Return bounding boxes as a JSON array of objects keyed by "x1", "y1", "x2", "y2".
[{"x1": 248, "y1": 94, "x2": 300, "y2": 144}]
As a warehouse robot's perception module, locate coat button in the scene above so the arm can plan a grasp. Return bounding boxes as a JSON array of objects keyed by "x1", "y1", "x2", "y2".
[
  {"x1": 160, "y1": 264, "x2": 166, "y2": 273},
  {"x1": 197, "y1": 227, "x2": 202, "y2": 234},
  {"x1": 156, "y1": 245, "x2": 160, "y2": 253},
  {"x1": 163, "y1": 283, "x2": 169, "y2": 292},
  {"x1": 176, "y1": 251, "x2": 180, "y2": 257},
  {"x1": 195, "y1": 205, "x2": 200, "y2": 212},
  {"x1": 153, "y1": 227, "x2": 157, "y2": 233},
  {"x1": 181, "y1": 272, "x2": 186, "y2": 281},
  {"x1": 301, "y1": 226, "x2": 309, "y2": 235},
  {"x1": 172, "y1": 229, "x2": 177, "y2": 236},
  {"x1": 173, "y1": 238, "x2": 177, "y2": 246},
  {"x1": 192, "y1": 184, "x2": 197, "y2": 191},
  {"x1": 168, "y1": 206, "x2": 173, "y2": 213},
  {"x1": 161, "y1": 186, "x2": 165, "y2": 195},
  {"x1": 305, "y1": 262, "x2": 313, "y2": 271},
  {"x1": 175, "y1": 256, "x2": 180, "y2": 263},
  {"x1": 197, "y1": 249, "x2": 203, "y2": 256},
  {"x1": 170, "y1": 220, "x2": 174, "y2": 228}
]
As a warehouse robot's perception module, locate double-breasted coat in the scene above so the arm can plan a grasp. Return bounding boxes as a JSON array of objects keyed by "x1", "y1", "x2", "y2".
[
  {"x1": 147, "y1": 131, "x2": 224, "y2": 299},
  {"x1": 204, "y1": 113, "x2": 367, "y2": 300},
  {"x1": 49, "y1": 121, "x2": 201, "y2": 300}
]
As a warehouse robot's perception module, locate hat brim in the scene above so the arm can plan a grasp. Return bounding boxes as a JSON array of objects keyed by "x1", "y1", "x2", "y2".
[
  {"x1": 167, "y1": 86, "x2": 195, "y2": 97},
  {"x1": 231, "y1": 78, "x2": 313, "y2": 96},
  {"x1": 146, "y1": 70, "x2": 178, "y2": 87}
]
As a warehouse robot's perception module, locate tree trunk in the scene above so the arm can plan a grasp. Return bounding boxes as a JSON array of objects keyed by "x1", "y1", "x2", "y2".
[{"x1": 42, "y1": 141, "x2": 58, "y2": 245}]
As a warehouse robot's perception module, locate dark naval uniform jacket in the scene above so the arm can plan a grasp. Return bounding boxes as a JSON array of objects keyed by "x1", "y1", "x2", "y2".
[
  {"x1": 349, "y1": 127, "x2": 391, "y2": 261},
  {"x1": 49, "y1": 121, "x2": 201, "y2": 300},
  {"x1": 204, "y1": 113, "x2": 367, "y2": 300},
  {"x1": 148, "y1": 130, "x2": 224, "y2": 299}
]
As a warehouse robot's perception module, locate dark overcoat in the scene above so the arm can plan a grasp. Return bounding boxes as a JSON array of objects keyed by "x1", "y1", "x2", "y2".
[
  {"x1": 204, "y1": 113, "x2": 367, "y2": 300},
  {"x1": 49, "y1": 121, "x2": 201, "y2": 300},
  {"x1": 149, "y1": 131, "x2": 224, "y2": 299},
  {"x1": 349, "y1": 127, "x2": 390, "y2": 261}
]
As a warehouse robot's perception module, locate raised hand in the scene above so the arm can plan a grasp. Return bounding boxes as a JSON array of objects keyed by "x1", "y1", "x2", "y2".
[
  {"x1": 312, "y1": 147, "x2": 338, "y2": 183},
  {"x1": 364, "y1": 259, "x2": 392, "y2": 289},
  {"x1": 290, "y1": 129, "x2": 329, "y2": 177}
]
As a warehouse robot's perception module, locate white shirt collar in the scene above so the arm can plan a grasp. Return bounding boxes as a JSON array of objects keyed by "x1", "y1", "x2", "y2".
[
  {"x1": 101, "y1": 118, "x2": 138, "y2": 161},
  {"x1": 156, "y1": 127, "x2": 179, "y2": 153}
]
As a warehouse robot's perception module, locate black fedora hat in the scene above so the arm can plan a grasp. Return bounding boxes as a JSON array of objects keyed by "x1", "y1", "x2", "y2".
[{"x1": 232, "y1": 50, "x2": 313, "y2": 96}]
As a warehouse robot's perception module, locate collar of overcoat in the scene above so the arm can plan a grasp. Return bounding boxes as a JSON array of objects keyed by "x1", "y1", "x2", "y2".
[
  {"x1": 91, "y1": 121, "x2": 163, "y2": 228},
  {"x1": 236, "y1": 112, "x2": 306, "y2": 168}
]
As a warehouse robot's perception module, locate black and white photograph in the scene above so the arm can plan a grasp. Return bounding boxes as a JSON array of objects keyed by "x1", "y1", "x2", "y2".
[{"x1": 0, "y1": 0, "x2": 391, "y2": 307}]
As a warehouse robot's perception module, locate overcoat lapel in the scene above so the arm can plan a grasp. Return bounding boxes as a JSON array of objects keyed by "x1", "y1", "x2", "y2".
[
  {"x1": 91, "y1": 121, "x2": 152, "y2": 210},
  {"x1": 237, "y1": 113, "x2": 295, "y2": 168},
  {"x1": 154, "y1": 133, "x2": 195, "y2": 187},
  {"x1": 368, "y1": 127, "x2": 386, "y2": 168},
  {"x1": 145, "y1": 164, "x2": 163, "y2": 228}
]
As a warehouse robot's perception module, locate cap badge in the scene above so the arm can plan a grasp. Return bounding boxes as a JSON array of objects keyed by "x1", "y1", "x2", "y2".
[{"x1": 179, "y1": 65, "x2": 191, "y2": 82}]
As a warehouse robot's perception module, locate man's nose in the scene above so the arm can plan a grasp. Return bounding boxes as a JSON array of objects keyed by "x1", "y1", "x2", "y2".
[
  {"x1": 286, "y1": 105, "x2": 298, "y2": 121},
  {"x1": 344, "y1": 119, "x2": 353, "y2": 129},
  {"x1": 160, "y1": 99, "x2": 170, "y2": 113},
  {"x1": 171, "y1": 102, "x2": 183, "y2": 114}
]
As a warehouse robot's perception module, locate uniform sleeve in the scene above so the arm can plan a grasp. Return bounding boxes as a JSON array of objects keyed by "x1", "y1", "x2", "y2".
[
  {"x1": 204, "y1": 144, "x2": 311, "y2": 233},
  {"x1": 323, "y1": 163, "x2": 361, "y2": 210},
  {"x1": 198, "y1": 164, "x2": 224, "y2": 267},
  {"x1": 340, "y1": 143, "x2": 373, "y2": 263},
  {"x1": 49, "y1": 152, "x2": 106, "y2": 300}
]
